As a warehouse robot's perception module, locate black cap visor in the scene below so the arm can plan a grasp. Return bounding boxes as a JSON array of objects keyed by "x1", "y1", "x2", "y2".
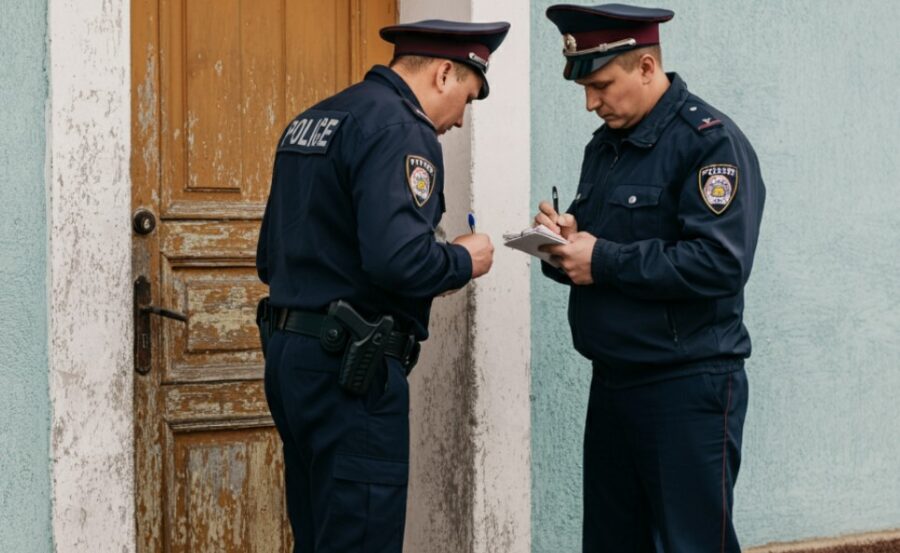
[
  {"x1": 468, "y1": 66, "x2": 489, "y2": 99},
  {"x1": 563, "y1": 52, "x2": 619, "y2": 80}
]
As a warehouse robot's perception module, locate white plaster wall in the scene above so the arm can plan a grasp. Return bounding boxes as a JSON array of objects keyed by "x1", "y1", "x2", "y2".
[
  {"x1": 47, "y1": 0, "x2": 134, "y2": 551},
  {"x1": 468, "y1": 0, "x2": 532, "y2": 549}
]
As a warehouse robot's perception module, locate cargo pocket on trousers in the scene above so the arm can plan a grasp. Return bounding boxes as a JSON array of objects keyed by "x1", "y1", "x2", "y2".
[{"x1": 333, "y1": 454, "x2": 409, "y2": 553}]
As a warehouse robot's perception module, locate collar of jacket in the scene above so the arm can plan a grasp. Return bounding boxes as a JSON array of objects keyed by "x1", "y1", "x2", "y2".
[
  {"x1": 366, "y1": 65, "x2": 428, "y2": 113},
  {"x1": 596, "y1": 72, "x2": 689, "y2": 148}
]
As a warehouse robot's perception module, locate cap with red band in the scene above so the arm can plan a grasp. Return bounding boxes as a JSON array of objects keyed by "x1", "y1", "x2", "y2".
[
  {"x1": 546, "y1": 3, "x2": 674, "y2": 80},
  {"x1": 380, "y1": 19, "x2": 511, "y2": 100}
]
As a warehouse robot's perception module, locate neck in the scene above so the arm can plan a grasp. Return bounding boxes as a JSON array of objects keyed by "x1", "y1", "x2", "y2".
[
  {"x1": 390, "y1": 64, "x2": 433, "y2": 114},
  {"x1": 639, "y1": 71, "x2": 671, "y2": 121}
]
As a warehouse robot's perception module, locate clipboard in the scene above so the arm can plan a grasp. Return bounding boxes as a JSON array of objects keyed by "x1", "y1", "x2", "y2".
[{"x1": 503, "y1": 224, "x2": 568, "y2": 267}]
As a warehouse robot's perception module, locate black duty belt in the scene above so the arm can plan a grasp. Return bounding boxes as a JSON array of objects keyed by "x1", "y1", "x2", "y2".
[{"x1": 273, "y1": 308, "x2": 420, "y2": 373}]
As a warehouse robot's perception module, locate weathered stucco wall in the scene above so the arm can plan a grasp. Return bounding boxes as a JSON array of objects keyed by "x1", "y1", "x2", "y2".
[
  {"x1": 530, "y1": 0, "x2": 900, "y2": 551},
  {"x1": 47, "y1": 0, "x2": 133, "y2": 551},
  {"x1": 0, "y1": 2, "x2": 52, "y2": 551}
]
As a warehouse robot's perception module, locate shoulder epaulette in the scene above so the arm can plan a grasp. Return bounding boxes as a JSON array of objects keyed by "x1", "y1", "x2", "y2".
[
  {"x1": 402, "y1": 99, "x2": 436, "y2": 130},
  {"x1": 679, "y1": 102, "x2": 723, "y2": 133}
]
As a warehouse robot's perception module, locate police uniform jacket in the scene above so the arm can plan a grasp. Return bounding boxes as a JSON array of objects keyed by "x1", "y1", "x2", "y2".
[
  {"x1": 543, "y1": 73, "x2": 765, "y2": 380},
  {"x1": 257, "y1": 65, "x2": 473, "y2": 340}
]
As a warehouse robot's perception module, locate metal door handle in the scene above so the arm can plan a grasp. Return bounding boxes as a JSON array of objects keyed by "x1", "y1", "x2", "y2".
[
  {"x1": 134, "y1": 276, "x2": 187, "y2": 375},
  {"x1": 141, "y1": 305, "x2": 188, "y2": 322}
]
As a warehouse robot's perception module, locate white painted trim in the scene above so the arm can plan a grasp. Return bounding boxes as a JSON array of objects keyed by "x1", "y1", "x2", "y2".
[{"x1": 47, "y1": 1, "x2": 134, "y2": 552}]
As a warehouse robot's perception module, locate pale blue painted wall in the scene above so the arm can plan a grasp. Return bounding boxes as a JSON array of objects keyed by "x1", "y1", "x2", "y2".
[
  {"x1": 530, "y1": 0, "x2": 900, "y2": 550},
  {"x1": 0, "y1": 2, "x2": 52, "y2": 551}
]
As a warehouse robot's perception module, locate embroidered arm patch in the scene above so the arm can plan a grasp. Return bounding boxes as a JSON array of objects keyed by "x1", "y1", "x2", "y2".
[
  {"x1": 699, "y1": 164, "x2": 738, "y2": 215},
  {"x1": 406, "y1": 155, "x2": 436, "y2": 207},
  {"x1": 278, "y1": 110, "x2": 348, "y2": 155}
]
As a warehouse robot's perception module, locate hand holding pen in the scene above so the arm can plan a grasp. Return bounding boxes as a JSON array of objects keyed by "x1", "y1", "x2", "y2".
[
  {"x1": 452, "y1": 211, "x2": 494, "y2": 279},
  {"x1": 534, "y1": 186, "x2": 578, "y2": 240}
]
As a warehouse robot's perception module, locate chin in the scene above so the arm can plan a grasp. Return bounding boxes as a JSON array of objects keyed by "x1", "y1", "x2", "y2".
[{"x1": 603, "y1": 118, "x2": 623, "y2": 128}]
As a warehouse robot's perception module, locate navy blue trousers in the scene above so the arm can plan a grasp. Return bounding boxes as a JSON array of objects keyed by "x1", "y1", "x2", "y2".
[
  {"x1": 583, "y1": 368, "x2": 748, "y2": 553},
  {"x1": 264, "y1": 331, "x2": 410, "y2": 553}
]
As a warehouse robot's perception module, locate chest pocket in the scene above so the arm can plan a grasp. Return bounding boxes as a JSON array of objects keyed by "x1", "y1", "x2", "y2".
[{"x1": 604, "y1": 184, "x2": 663, "y2": 241}]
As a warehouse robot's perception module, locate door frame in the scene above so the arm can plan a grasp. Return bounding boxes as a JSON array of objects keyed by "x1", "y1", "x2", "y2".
[{"x1": 47, "y1": 1, "x2": 532, "y2": 552}]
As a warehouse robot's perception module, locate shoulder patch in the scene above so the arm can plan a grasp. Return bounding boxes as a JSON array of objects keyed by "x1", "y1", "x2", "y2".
[
  {"x1": 278, "y1": 110, "x2": 348, "y2": 155},
  {"x1": 680, "y1": 103, "x2": 723, "y2": 133},
  {"x1": 406, "y1": 155, "x2": 436, "y2": 207},
  {"x1": 698, "y1": 164, "x2": 738, "y2": 215},
  {"x1": 402, "y1": 99, "x2": 436, "y2": 130}
]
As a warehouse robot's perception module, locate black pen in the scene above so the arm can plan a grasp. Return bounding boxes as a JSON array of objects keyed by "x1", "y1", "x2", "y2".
[{"x1": 552, "y1": 186, "x2": 559, "y2": 214}]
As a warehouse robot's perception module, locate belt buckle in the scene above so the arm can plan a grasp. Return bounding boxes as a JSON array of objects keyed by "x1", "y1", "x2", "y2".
[{"x1": 401, "y1": 334, "x2": 420, "y2": 375}]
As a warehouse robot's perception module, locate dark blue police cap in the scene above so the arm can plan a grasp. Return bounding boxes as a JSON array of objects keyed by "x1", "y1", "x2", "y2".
[
  {"x1": 546, "y1": 3, "x2": 674, "y2": 80},
  {"x1": 380, "y1": 20, "x2": 511, "y2": 99}
]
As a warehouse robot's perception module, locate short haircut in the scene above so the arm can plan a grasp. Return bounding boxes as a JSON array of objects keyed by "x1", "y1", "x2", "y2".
[
  {"x1": 613, "y1": 45, "x2": 663, "y2": 71},
  {"x1": 389, "y1": 55, "x2": 473, "y2": 80}
]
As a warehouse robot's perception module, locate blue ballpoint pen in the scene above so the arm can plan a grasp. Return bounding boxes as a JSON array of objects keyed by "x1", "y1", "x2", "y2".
[{"x1": 467, "y1": 212, "x2": 476, "y2": 233}]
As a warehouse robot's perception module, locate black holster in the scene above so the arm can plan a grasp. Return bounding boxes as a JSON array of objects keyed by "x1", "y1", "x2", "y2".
[
  {"x1": 328, "y1": 300, "x2": 394, "y2": 396},
  {"x1": 255, "y1": 296, "x2": 275, "y2": 358}
]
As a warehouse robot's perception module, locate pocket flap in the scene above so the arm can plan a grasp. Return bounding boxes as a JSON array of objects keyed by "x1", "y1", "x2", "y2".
[
  {"x1": 333, "y1": 454, "x2": 409, "y2": 486},
  {"x1": 608, "y1": 185, "x2": 662, "y2": 208}
]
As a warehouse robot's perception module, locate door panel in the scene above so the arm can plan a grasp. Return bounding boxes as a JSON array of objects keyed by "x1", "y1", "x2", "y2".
[
  {"x1": 159, "y1": 221, "x2": 264, "y2": 384},
  {"x1": 132, "y1": 1, "x2": 397, "y2": 551}
]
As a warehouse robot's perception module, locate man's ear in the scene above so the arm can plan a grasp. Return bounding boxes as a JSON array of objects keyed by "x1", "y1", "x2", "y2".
[
  {"x1": 640, "y1": 54, "x2": 656, "y2": 84},
  {"x1": 434, "y1": 60, "x2": 453, "y2": 93}
]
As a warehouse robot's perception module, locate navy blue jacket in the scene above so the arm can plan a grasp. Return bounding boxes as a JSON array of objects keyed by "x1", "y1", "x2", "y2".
[
  {"x1": 257, "y1": 66, "x2": 472, "y2": 340},
  {"x1": 543, "y1": 74, "x2": 765, "y2": 377}
]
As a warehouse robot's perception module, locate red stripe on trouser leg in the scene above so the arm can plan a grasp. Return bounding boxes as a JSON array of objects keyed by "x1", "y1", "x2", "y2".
[{"x1": 720, "y1": 373, "x2": 733, "y2": 553}]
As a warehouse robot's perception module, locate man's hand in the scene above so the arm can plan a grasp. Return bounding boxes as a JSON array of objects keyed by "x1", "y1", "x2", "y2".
[
  {"x1": 452, "y1": 233, "x2": 494, "y2": 279},
  {"x1": 534, "y1": 201, "x2": 578, "y2": 240},
  {"x1": 542, "y1": 231, "x2": 597, "y2": 285}
]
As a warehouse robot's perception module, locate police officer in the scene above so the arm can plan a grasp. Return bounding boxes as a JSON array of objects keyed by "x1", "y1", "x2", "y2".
[
  {"x1": 257, "y1": 20, "x2": 510, "y2": 553},
  {"x1": 533, "y1": 4, "x2": 765, "y2": 552}
]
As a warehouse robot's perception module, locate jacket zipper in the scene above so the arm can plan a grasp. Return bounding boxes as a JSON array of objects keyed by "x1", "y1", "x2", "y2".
[
  {"x1": 595, "y1": 144, "x2": 620, "y2": 222},
  {"x1": 665, "y1": 305, "x2": 679, "y2": 345}
]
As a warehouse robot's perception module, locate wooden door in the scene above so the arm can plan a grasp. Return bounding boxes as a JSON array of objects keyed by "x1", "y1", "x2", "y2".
[{"x1": 131, "y1": 2, "x2": 396, "y2": 551}]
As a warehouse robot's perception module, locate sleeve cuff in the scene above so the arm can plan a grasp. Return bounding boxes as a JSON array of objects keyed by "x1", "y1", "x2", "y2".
[
  {"x1": 447, "y1": 243, "x2": 473, "y2": 289},
  {"x1": 541, "y1": 260, "x2": 571, "y2": 285},
  {"x1": 592, "y1": 238, "x2": 620, "y2": 285}
]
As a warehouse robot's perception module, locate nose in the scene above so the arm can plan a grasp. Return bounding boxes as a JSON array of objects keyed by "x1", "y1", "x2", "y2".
[{"x1": 585, "y1": 89, "x2": 602, "y2": 112}]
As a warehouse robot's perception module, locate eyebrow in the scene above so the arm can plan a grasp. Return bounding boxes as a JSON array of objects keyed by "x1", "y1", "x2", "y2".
[{"x1": 589, "y1": 79, "x2": 612, "y2": 88}]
